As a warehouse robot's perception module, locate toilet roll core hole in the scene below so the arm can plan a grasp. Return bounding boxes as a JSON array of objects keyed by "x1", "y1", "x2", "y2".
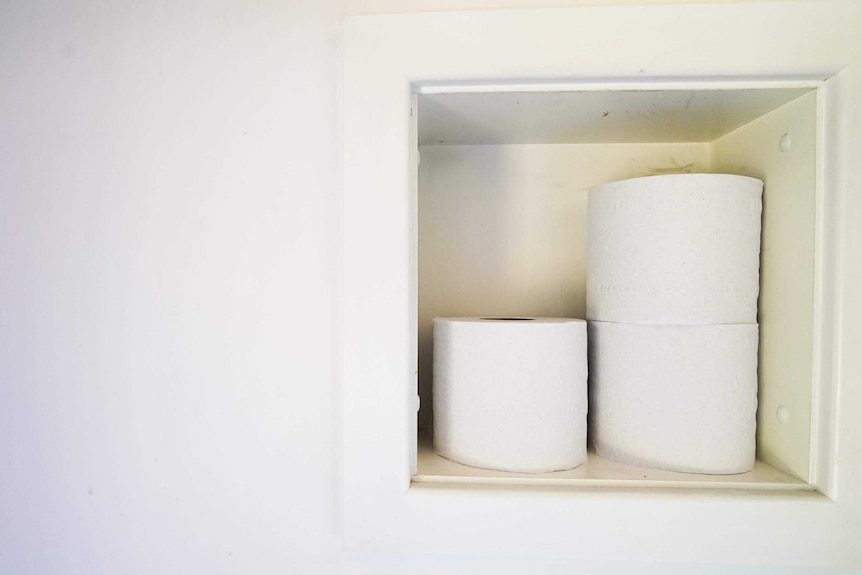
[{"x1": 480, "y1": 317, "x2": 534, "y2": 321}]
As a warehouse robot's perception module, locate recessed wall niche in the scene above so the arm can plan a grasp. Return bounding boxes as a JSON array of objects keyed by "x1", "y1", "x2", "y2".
[{"x1": 417, "y1": 87, "x2": 817, "y2": 489}]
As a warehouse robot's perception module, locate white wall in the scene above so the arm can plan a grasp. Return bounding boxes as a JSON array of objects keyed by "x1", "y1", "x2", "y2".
[
  {"x1": 0, "y1": 1, "x2": 833, "y2": 573},
  {"x1": 0, "y1": 1, "x2": 339, "y2": 572}
]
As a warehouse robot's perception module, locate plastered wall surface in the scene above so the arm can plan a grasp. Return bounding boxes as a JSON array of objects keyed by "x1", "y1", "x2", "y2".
[{"x1": 0, "y1": 1, "x2": 840, "y2": 573}]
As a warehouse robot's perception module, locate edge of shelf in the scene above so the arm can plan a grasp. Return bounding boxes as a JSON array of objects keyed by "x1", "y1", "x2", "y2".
[{"x1": 414, "y1": 435, "x2": 816, "y2": 492}]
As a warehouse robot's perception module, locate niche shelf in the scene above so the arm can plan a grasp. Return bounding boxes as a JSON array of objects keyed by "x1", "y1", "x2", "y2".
[{"x1": 414, "y1": 436, "x2": 808, "y2": 490}]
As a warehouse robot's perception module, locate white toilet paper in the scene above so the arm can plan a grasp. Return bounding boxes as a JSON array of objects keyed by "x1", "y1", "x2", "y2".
[
  {"x1": 587, "y1": 173, "x2": 763, "y2": 325},
  {"x1": 433, "y1": 317, "x2": 587, "y2": 473},
  {"x1": 588, "y1": 321, "x2": 758, "y2": 474}
]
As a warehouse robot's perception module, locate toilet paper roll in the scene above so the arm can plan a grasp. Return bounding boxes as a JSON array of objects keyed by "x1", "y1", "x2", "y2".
[
  {"x1": 433, "y1": 317, "x2": 587, "y2": 473},
  {"x1": 589, "y1": 321, "x2": 758, "y2": 474},
  {"x1": 587, "y1": 173, "x2": 763, "y2": 325}
]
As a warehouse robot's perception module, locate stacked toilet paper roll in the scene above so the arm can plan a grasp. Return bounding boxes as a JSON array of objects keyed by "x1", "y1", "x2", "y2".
[
  {"x1": 433, "y1": 317, "x2": 588, "y2": 473},
  {"x1": 587, "y1": 173, "x2": 763, "y2": 325},
  {"x1": 588, "y1": 322, "x2": 759, "y2": 474},
  {"x1": 587, "y1": 173, "x2": 763, "y2": 474}
]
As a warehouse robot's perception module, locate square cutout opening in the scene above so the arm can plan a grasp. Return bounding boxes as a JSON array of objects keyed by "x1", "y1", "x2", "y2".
[{"x1": 415, "y1": 85, "x2": 819, "y2": 490}]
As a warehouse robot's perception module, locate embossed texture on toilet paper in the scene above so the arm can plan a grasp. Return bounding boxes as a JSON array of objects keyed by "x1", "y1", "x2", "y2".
[
  {"x1": 587, "y1": 173, "x2": 763, "y2": 325},
  {"x1": 433, "y1": 317, "x2": 587, "y2": 473},
  {"x1": 588, "y1": 321, "x2": 758, "y2": 474}
]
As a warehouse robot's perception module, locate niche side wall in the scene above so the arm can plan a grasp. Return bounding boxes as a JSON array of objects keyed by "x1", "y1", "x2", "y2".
[{"x1": 710, "y1": 91, "x2": 817, "y2": 481}]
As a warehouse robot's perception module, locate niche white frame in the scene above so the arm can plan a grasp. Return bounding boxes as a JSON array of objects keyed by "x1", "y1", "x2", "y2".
[{"x1": 343, "y1": 1, "x2": 862, "y2": 565}]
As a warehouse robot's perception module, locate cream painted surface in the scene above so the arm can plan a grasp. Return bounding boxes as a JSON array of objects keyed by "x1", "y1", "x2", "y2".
[
  {"x1": 339, "y1": 0, "x2": 785, "y2": 16},
  {"x1": 711, "y1": 92, "x2": 817, "y2": 481},
  {"x1": 823, "y1": 58, "x2": 862, "y2": 505},
  {"x1": 1, "y1": 0, "x2": 860, "y2": 574},
  {"x1": 415, "y1": 435, "x2": 809, "y2": 490},
  {"x1": 344, "y1": 1, "x2": 862, "y2": 567},
  {"x1": 418, "y1": 94, "x2": 818, "y2": 480},
  {"x1": 417, "y1": 143, "x2": 709, "y2": 430},
  {"x1": 419, "y1": 89, "x2": 811, "y2": 145}
]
